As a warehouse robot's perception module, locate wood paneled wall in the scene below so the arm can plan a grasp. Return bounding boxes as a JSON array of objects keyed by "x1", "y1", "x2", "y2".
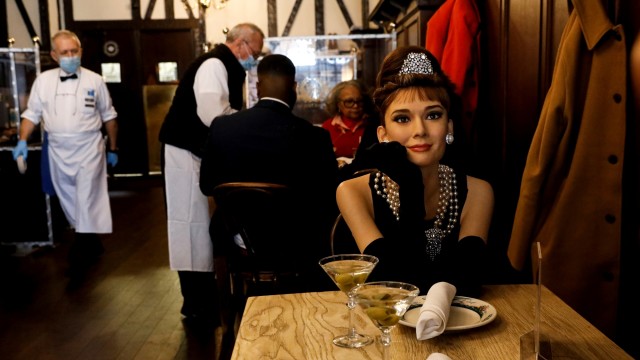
[{"x1": 481, "y1": 0, "x2": 569, "y2": 267}]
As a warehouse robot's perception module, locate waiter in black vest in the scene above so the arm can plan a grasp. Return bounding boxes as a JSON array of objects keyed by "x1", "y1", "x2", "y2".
[{"x1": 159, "y1": 22, "x2": 264, "y2": 324}]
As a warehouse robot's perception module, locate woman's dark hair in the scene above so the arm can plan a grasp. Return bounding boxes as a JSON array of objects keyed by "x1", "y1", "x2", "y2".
[
  {"x1": 325, "y1": 79, "x2": 375, "y2": 117},
  {"x1": 373, "y1": 46, "x2": 467, "y2": 170},
  {"x1": 373, "y1": 46, "x2": 458, "y2": 124}
]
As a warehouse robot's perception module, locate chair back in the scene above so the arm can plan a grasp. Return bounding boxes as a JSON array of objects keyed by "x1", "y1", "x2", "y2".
[
  {"x1": 213, "y1": 181, "x2": 334, "y2": 347},
  {"x1": 213, "y1": 182, "x2": 288, "y2": 260},
  {"x1": 330, "y1": 213, "x2": 361, "y2": 255},
  {"x1": 212, "y1": 182, "x2": 306, "y2": 295}
]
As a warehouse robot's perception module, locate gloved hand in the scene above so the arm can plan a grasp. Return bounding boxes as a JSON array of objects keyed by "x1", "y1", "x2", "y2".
[
  {"x1": 107, "y1": 151, "x2": 118, "y2": 167},
  {"x1": 358, "y1": 141, "x2": 425, "y2": 223},
  {"x1": 453, "y1": 236, "x2": 487, "y2": 297},
  {"x1": 13, "y1": 140, "x2": 28, "y2": 161}
]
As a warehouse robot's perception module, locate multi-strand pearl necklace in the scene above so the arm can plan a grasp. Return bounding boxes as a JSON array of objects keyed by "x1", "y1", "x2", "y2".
[
  {"x1": 425, "y1": 164, "x2": 458, "y2": 260},
  {"x1": 374, "y1": 172, "x2": 400, "y2": 220},
  {"x1": 373, "y1": 164, "x2": 459, "y2": 259}
]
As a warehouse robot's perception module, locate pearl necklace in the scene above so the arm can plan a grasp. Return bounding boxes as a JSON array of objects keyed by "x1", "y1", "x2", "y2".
[
  {"x1": 425, "y1": 164, "x2": 458, "y2": 260},
  {"x1": 374, "y1": 172, "x2": 400, "y2": 220},
  {"x1": 373, "y1": 165, "x2": 459, "y2": 260}
]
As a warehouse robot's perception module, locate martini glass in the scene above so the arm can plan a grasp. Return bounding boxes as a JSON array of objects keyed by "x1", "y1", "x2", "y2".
[
  {"x1": 319, "y1": 254, "x2": 379, "y2": 348},
  {"x1": 353, "y1": 281, "x2": 420, "y2": 360}
]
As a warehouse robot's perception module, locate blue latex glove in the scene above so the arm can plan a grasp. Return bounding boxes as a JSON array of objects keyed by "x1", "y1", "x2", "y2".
[
  {"x1": 13, "y1": 140, "x2": 28, "y2": 161},
  {"x1": 107, "y1": 151, "x2": 118, "y2": 167}
]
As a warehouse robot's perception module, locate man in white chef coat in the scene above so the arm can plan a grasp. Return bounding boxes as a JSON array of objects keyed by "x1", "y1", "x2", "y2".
[
  {"x1": 159, "y1": 23, "x2": 264, "y2": 325},
  {"x1": 13, "y1": 30, "x2": 119, "y2": 272}
]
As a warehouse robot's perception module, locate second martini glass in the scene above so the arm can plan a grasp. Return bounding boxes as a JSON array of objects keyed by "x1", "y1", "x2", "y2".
[
  {"x1": 319, "y1": 254, "x2": 379, "y2": 348},
  {"x1": 354, "y1": 281, "x2": 420, "y2": 360}
]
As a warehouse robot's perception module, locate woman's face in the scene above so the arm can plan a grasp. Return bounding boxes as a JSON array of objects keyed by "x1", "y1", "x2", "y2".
[
  {"x1": 377, "y1": 88, "x2": 453, "y2": 168},
  {"x1": 336, "y1": 85, "x2": 364, "y2": 120}
]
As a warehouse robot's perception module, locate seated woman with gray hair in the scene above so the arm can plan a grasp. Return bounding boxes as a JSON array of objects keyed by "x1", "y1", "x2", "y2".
[{"x1": 322, "y1": 80, "x2": 377, "y2": 159}]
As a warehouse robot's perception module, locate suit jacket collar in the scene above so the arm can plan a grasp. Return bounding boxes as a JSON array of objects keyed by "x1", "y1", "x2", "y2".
[{"x1": 255, "y1": 98, "x2": 292, "y2": 112}]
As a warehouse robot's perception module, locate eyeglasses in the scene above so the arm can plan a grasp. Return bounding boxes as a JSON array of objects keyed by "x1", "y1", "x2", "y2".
[
  {"x1": 242, "y1": 40, "x2": 261, "y2": 58},
  {"x1": 340, "y1": 98, "x2": 364, "y2": 108}
]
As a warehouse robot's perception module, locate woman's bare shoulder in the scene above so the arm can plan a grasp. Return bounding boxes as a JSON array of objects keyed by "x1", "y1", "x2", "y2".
[
  {"x1": 338, "y1": 174, "x2": 370, "y2": 196},
  {"x1": 466, "y1": 175, "x2": 493, "y2": 196}
]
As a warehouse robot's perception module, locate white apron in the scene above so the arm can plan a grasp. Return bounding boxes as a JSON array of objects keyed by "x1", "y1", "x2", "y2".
[
  {"x1": 47, "y1": 131, "x2": 112, "y2": 233},
  {"x1": 165, "y1": 144, "x2": 213, "y2": 272}
]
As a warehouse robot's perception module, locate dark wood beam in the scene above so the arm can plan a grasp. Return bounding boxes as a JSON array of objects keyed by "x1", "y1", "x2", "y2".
[
  {"x1": 0, "y1": 0, "x2": 6, "y2": 47},
  {"x1": 180, "y1": 0, "x2": 195, "y2": 19},
  {"x1": 197, "y1": 2, "x2": 206, "y2": 55},
  {"x1": 267, "y1": 0, "x2": 277, "y2": 37},
  {"x1": 282, "y1": 0, "x2": 303, "y2": 37},
  {"x1": 165, "y1": 0, "x2": 174, "y2": 19},
  {"x1": 144, "y1": 0, "x2": 157, "y2": 20},
  {"x1": 13, "y1": 0, "x2": 39, "y2": 41},
  {"x1": 132, "y1": 0, "x2": 141, "y2": 20},
  {"x1": 361, "y1": 0, "x2": 369, "y2": 29},
  {"x1": 63, "y1": 0, "x2": 73, "y2": 29},
  {"x1": 38, "y1": 0, "x2": 50, "y2": 49},
  {"x1": 315, "y1": 0, "x2": 324, "y2": 35},
  {"x1": 335, "y1": 0, "x2": 353, "y2": 29}
]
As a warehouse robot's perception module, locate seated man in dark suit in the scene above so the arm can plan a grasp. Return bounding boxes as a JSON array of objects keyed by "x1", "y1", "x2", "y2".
[{"x1": 200, "y1": 54, "x2": 339, "y2": 293}]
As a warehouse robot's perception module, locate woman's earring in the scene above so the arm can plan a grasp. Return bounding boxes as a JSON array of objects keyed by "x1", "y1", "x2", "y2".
[
  {"x1": 445, "y1": 133, "x2": 454, "y2": 145},
  {"x1": 383, "y1": 139, "x2": 389, "y2": 143}
]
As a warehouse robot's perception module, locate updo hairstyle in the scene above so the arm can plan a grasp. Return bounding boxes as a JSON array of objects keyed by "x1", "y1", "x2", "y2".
[{"x1": 373, "y1": 46, "x2": 457, "y2": 125}]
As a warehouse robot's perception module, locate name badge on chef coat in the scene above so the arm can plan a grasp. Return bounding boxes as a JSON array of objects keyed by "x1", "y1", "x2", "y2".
[{"x1": 84, "y1": 89, "x2": 96, "y2": 109}]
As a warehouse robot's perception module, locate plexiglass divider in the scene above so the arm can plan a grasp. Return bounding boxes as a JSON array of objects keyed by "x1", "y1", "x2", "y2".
[
  {"x1": 247, "y1": 33, "x2": 396, "y2": 125},
  {"x1": 520, "y1": 242, "x2": 552, "y2": 359}
]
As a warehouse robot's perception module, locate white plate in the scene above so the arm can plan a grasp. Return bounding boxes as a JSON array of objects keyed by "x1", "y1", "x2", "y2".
[{"x1": 399, "y1": 295, "x2": 497, "y2": 331}]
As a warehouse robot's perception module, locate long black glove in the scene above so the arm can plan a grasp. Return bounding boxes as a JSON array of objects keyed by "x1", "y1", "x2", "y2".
[
  {"x1": 364, "y1": 237, "x2": 423, "y2": 287},
  {"x1": 452, "y1": 236, "x2": 487, "y2": 297},
  {"x1": 357, "y1": 141, "x2": 425, "y2": 224}
]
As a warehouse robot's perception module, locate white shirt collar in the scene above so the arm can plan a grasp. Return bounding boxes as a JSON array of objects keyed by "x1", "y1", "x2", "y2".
[{"x1": 260, "y1": 97, "x2": 290, "y2": 108}]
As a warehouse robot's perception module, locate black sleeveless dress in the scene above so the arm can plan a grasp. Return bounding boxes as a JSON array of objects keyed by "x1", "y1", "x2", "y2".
[{"x1": 365, "y1": 167, "x2": 470, "y2": 295}]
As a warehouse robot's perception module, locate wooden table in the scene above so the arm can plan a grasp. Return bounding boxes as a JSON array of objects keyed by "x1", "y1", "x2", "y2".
[{"x1": 231, "y1": 284, "x2": 631, "y2": 359}]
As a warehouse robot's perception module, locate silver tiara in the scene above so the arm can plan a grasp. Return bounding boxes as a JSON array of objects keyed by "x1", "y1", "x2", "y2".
[{"x1": 399, "y1": 52, "x2": 434, "y2": 75}]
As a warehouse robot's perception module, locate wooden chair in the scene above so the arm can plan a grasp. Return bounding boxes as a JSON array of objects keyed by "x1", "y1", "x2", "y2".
[
  {"x1": 329, "y1": 213, "x2": 361, "y2": 255},
  {"x1": 330, "y1": 168, "x2": 376, "y2": 255},
  {"x1": 212, "y1": 181, "x2": 314, "y2": 338}
]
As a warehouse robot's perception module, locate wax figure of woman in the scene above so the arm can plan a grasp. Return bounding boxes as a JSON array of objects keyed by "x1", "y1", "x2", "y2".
[
  {"x1": 322, "y1": 80, "x2": 377, "y2": 158},
  {"x1": 336, "y1": 46, "x2": 494, "y2": 296}
]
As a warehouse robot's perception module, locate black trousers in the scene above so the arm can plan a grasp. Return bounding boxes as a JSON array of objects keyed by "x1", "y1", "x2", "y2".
[{"x1": 178, "y1": 270, "x2": 220, "y2": 325}]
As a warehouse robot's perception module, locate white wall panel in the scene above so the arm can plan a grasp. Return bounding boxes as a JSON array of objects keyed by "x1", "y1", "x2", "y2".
[
  {"x1": 73, "y1": 0, "x2": 131, "y2": 20},
  {"x1": 6, "y1": 0, "x2": 41, "y2": 46},
  {"x1": 6, "y1": 0, "x2": 381, "y2": 47}
]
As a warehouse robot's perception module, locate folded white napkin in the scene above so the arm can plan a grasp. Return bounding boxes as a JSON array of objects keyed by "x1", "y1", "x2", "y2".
[
  {"x1": 426, "y1": 353, "x2": 453, "y2": 360},
  {"x1": 416, "y1": 282, "x2": 457, "y2": 340}
]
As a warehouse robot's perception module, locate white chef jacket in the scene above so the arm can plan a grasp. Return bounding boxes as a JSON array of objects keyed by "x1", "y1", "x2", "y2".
[
  {"x1": 21, "y1": 67, "x2": 117, "y2": 233},
  {"x1": 165, "y1": 58, "x2": 238, "y2": 272}
]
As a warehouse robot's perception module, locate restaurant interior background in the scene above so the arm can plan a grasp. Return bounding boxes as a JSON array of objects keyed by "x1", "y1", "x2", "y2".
[{"x1": 1, "y1": 0, "x2": 632, "y2": 284}]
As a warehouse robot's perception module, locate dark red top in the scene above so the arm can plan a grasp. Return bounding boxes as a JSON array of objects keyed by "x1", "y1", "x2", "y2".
[{"x1": 321, "y1": 116, "x2": 366, "y2": 158}]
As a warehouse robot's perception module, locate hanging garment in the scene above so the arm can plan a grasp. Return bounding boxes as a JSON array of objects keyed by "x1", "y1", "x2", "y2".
[
  {"x1": 508, "y1": 0, "x2": 627, "y2": 337},
  {"x1": 425, "y1": 0, "x2": 481, "y2": 141}
]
